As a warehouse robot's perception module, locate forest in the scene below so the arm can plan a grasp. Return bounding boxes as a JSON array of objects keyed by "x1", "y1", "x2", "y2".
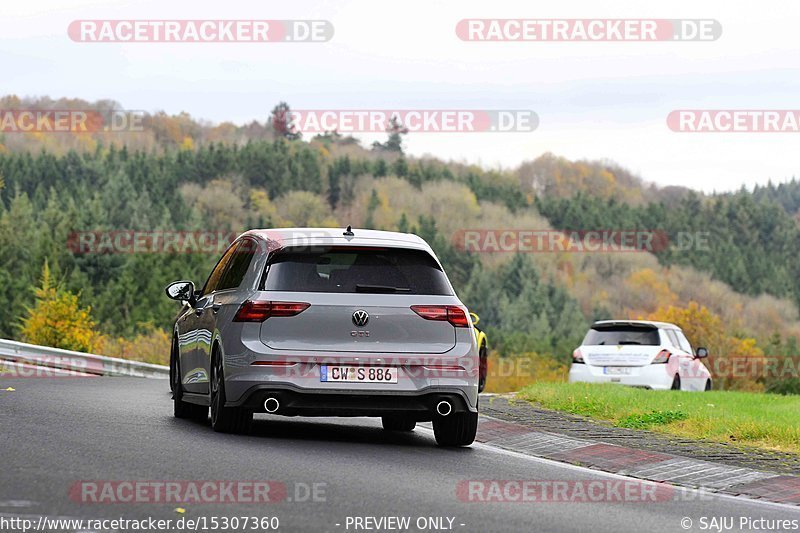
[{"x1": 1, "y1": 95, "x2": 799, "y2": 394}]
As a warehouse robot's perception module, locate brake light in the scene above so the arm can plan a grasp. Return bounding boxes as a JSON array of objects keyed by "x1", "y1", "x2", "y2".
[
  {"x1": 410, "y1": 305, "x2": 470, "y2": 327},
  {"x1": 652, "y1": 349, "x2": 671, "y2": 364},
  {"x1": 572, "y1": 349, "x2": 584, "y2": 364},
  {"x1": 234, "y1": 301, "x2": 310, "y2": 322}
]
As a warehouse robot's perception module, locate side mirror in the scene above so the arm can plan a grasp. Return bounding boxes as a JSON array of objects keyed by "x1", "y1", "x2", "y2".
[
  {"x1": 165, "y1": 281, "x2": 196, "y2": 307},
  {"x1": 470, "y1": 312, "x2": 480, "y2": 326},
  {"x1": 695, "y1": 347, "x2": 709, "y2": 359}
]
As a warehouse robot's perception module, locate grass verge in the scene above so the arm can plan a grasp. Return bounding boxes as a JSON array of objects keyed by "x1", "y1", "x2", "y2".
[{"x1": 517, "y1": 382, "x2": 800, "y2": 454}]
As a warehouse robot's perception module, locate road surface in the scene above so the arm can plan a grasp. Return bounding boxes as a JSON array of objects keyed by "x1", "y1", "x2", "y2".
[{"x1": 1, "y1": 377, "x2": 798, "y2": 533}]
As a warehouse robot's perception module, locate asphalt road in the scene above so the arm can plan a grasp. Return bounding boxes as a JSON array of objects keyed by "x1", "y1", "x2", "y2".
[{"x1": 1, "y1": 377, "x2": 799, "y2": 533}]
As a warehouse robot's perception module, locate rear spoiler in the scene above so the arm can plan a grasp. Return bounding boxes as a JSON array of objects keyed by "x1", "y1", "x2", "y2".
[{"x1": 591, "y1": 322, "x2": 658, "y2": 329}]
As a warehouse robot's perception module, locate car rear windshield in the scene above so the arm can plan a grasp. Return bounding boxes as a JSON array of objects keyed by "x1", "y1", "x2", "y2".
[
  {"x1": 582, "y1": 325, "x2": 660, "y2": 346},
  {"x1": 262, "y1": 246, "x2": 453, "y2": 295}
]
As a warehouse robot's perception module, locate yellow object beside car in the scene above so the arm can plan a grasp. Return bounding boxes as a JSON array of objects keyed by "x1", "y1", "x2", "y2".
[{"x1": 470, "y1": 313, "x2": 488, "y2": 393}]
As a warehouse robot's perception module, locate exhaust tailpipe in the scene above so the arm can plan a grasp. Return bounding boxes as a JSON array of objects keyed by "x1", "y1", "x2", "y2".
[
  {"x1": 264, "y1": 397, "x2": 280, "y2": 413},
  {"x1": 436, "y1": 400, "x2": 453, "y2": 417}
]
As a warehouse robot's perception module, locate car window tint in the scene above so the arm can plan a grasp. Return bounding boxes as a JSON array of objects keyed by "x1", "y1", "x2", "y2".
[
  {"x1": 201, "y1": 243, "x2": 238, "y2": 295},
  {"x1": 676, "y1": 331, "x2": 693, "y2": 353},
  {"x1": 665, "y1": 329, "x2": 681, "y2": 349},
  {"x1": 218, "y1": 238, "x2": 258, "y2": 291},
  {"x1": 582, "y1": 325, "x2": 660, "y2": 346},
  {"x1": 263, "y1": 246, "x2": 452, "y2": 295}
]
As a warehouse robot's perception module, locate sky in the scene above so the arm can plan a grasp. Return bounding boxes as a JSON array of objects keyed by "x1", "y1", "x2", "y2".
[{"x1": 3, "y1": 0, "x2": 800, "y2": 192}]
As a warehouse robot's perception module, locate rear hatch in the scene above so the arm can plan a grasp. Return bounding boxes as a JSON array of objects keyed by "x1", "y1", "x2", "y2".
[
  {"x1": 256, "y1": 246, "x2": 459, "y2": 354},
  {"x1": 580, "y1": 324, "x2": 662, "y2": 366}
]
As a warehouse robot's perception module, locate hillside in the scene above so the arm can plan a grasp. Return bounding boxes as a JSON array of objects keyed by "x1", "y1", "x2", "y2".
[{"x1": 2, "y1": 96, "x2": 799, "y2": 393}]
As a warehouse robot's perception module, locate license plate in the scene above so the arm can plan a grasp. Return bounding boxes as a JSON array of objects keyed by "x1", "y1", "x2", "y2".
[
  {"x1": 320, "y1": 365, "x2": 398, "y2": 383},
  {"x1": 603, "y1": 366, "x2": 632, "y2": 375}
]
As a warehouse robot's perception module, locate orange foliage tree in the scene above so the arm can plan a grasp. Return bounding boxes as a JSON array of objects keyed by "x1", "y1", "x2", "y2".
[{"x1": 643, "y1": 302, "x2": 765, "y2": 391}]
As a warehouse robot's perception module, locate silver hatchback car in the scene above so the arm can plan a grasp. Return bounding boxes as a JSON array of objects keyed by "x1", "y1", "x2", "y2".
[{"x1": 166, "y1": 227, "x2": 479, "y2": 446}]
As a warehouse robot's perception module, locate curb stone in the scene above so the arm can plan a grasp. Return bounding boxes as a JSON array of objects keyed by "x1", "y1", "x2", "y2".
[{"x1": 475, "y1": 395, "x2": 800, "y2": 506}]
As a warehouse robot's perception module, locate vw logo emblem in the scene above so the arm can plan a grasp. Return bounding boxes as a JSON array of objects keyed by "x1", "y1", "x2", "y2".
[{"x1": 352, "y1": 309, "x2": 370, "y2": 327}]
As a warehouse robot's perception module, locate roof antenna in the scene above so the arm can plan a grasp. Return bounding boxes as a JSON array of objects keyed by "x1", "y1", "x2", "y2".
[{"x1": 343, "y1": 225, "x2": 355, "y2": 237}]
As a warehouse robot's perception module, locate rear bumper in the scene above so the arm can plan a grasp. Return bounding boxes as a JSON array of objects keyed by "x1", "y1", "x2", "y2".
[
  {"x1": 220, "y1": 323, "x2": 479, "y2": 415},
  {"x1": 568, "y1": 363, "x2": 674, "y2": 390},
  {"x1": 226, "y1": 383, "x2": 475, "y2": 419}
]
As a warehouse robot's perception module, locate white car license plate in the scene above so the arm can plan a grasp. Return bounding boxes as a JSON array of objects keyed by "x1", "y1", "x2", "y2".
[
  {"x1": 320, "y1": 365, "x2": 398, "y2": 383},
  {"x1": 603, "y1": 366, "x2": 632, "y2": 375}
]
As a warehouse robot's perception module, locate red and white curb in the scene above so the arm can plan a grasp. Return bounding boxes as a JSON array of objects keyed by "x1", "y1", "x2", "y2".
[{"x1": 475, "y1": 416, "x2": 800, "y2": 506}]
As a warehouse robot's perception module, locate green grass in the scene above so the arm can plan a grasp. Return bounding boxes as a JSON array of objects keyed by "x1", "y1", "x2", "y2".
[
  {"x1": 617, "y1": 410, "x2": 689, "y2": 429},
  {"x1": 517, "y1": 382, "x2": 800, "y2": 454}
]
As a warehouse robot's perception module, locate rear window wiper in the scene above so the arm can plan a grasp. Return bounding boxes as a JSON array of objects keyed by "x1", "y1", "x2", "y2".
[
  {"x1": 355, "y1": 284, "x2": 412, "y2": 293},
  {"x1": 618, "y1": 341, "x2": 643, "y2": 345}
]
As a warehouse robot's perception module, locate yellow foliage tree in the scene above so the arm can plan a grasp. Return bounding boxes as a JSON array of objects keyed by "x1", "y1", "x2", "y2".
[
  {"x1": 624, "y1": 268, "x2": 677, "y2": 314},
  {"x1": 645, "y1": 301, "x2": 724, "y2": 349},
  {"x1": 276, "y1": 190, "x2": 338, "y2": 227},
  {"x1": 20, "y1": 262, "x2": 100, "y2": 353},
  {"x1": 250, "y1": 189, "x2": 286, "y2": 227},
  {"x1": 484, "y1": 351, "x2": 568, "y2": 393},
  {"x1": 643, "y1": 301, "x2": 765, "y2": 391},
  {"x1": 97, "y1": 326, "x2": 171, "y2": 365}
]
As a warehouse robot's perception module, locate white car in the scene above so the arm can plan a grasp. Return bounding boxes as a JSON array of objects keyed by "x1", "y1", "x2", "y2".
[{"x1": 569, "y1": 320, "x2": 712, "y2": 391}]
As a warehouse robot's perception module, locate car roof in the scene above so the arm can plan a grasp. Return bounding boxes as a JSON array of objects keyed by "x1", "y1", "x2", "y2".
[
  {"x1": 240, "y1": 227, "x2": 433, "y2": 252},
  {"x1": 592, "y1": 319, "x2": 681, "y2": 330}
]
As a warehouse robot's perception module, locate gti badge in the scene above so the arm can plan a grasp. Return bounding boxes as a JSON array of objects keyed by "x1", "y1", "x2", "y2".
[{"x1": 352, "y1": 309, "x2": 370, "y2": 327}]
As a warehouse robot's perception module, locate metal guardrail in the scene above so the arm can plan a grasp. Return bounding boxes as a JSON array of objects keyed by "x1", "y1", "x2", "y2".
[{"x1": 0, "y1": 338, "x2": 169, "y2": 378}]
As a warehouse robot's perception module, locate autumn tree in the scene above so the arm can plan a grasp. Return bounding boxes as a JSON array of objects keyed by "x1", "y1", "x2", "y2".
[
  {"x1": 20, "y1": 262, "x2": 99, "y2": 353},
  {"x1": 269, "y1": 102, "x2": 301, "y2": 140}
]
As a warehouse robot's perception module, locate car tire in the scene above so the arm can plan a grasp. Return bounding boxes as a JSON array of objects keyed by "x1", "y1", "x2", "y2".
[
  {"x1": 172, "y1": 342, "x2": 208, "y2": 421},
  {"x1": 210, "y1": 350, "x2": 252, "y2": 434},
  {"x1": 670, "y1": 374, "x2": 682, "y2": 391},
  {"x1": 432, "y1": 411, "x2": 478, "y2": 447},
  {"x1": 381, "y1": 415, "x2": 416, "y2": 432},
  {"x1": 478, "y1": 343, "x2": 488, "y2": 393},
  {"x1": 704, "y1": 379, "x2": 712, "y2": 391}
]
